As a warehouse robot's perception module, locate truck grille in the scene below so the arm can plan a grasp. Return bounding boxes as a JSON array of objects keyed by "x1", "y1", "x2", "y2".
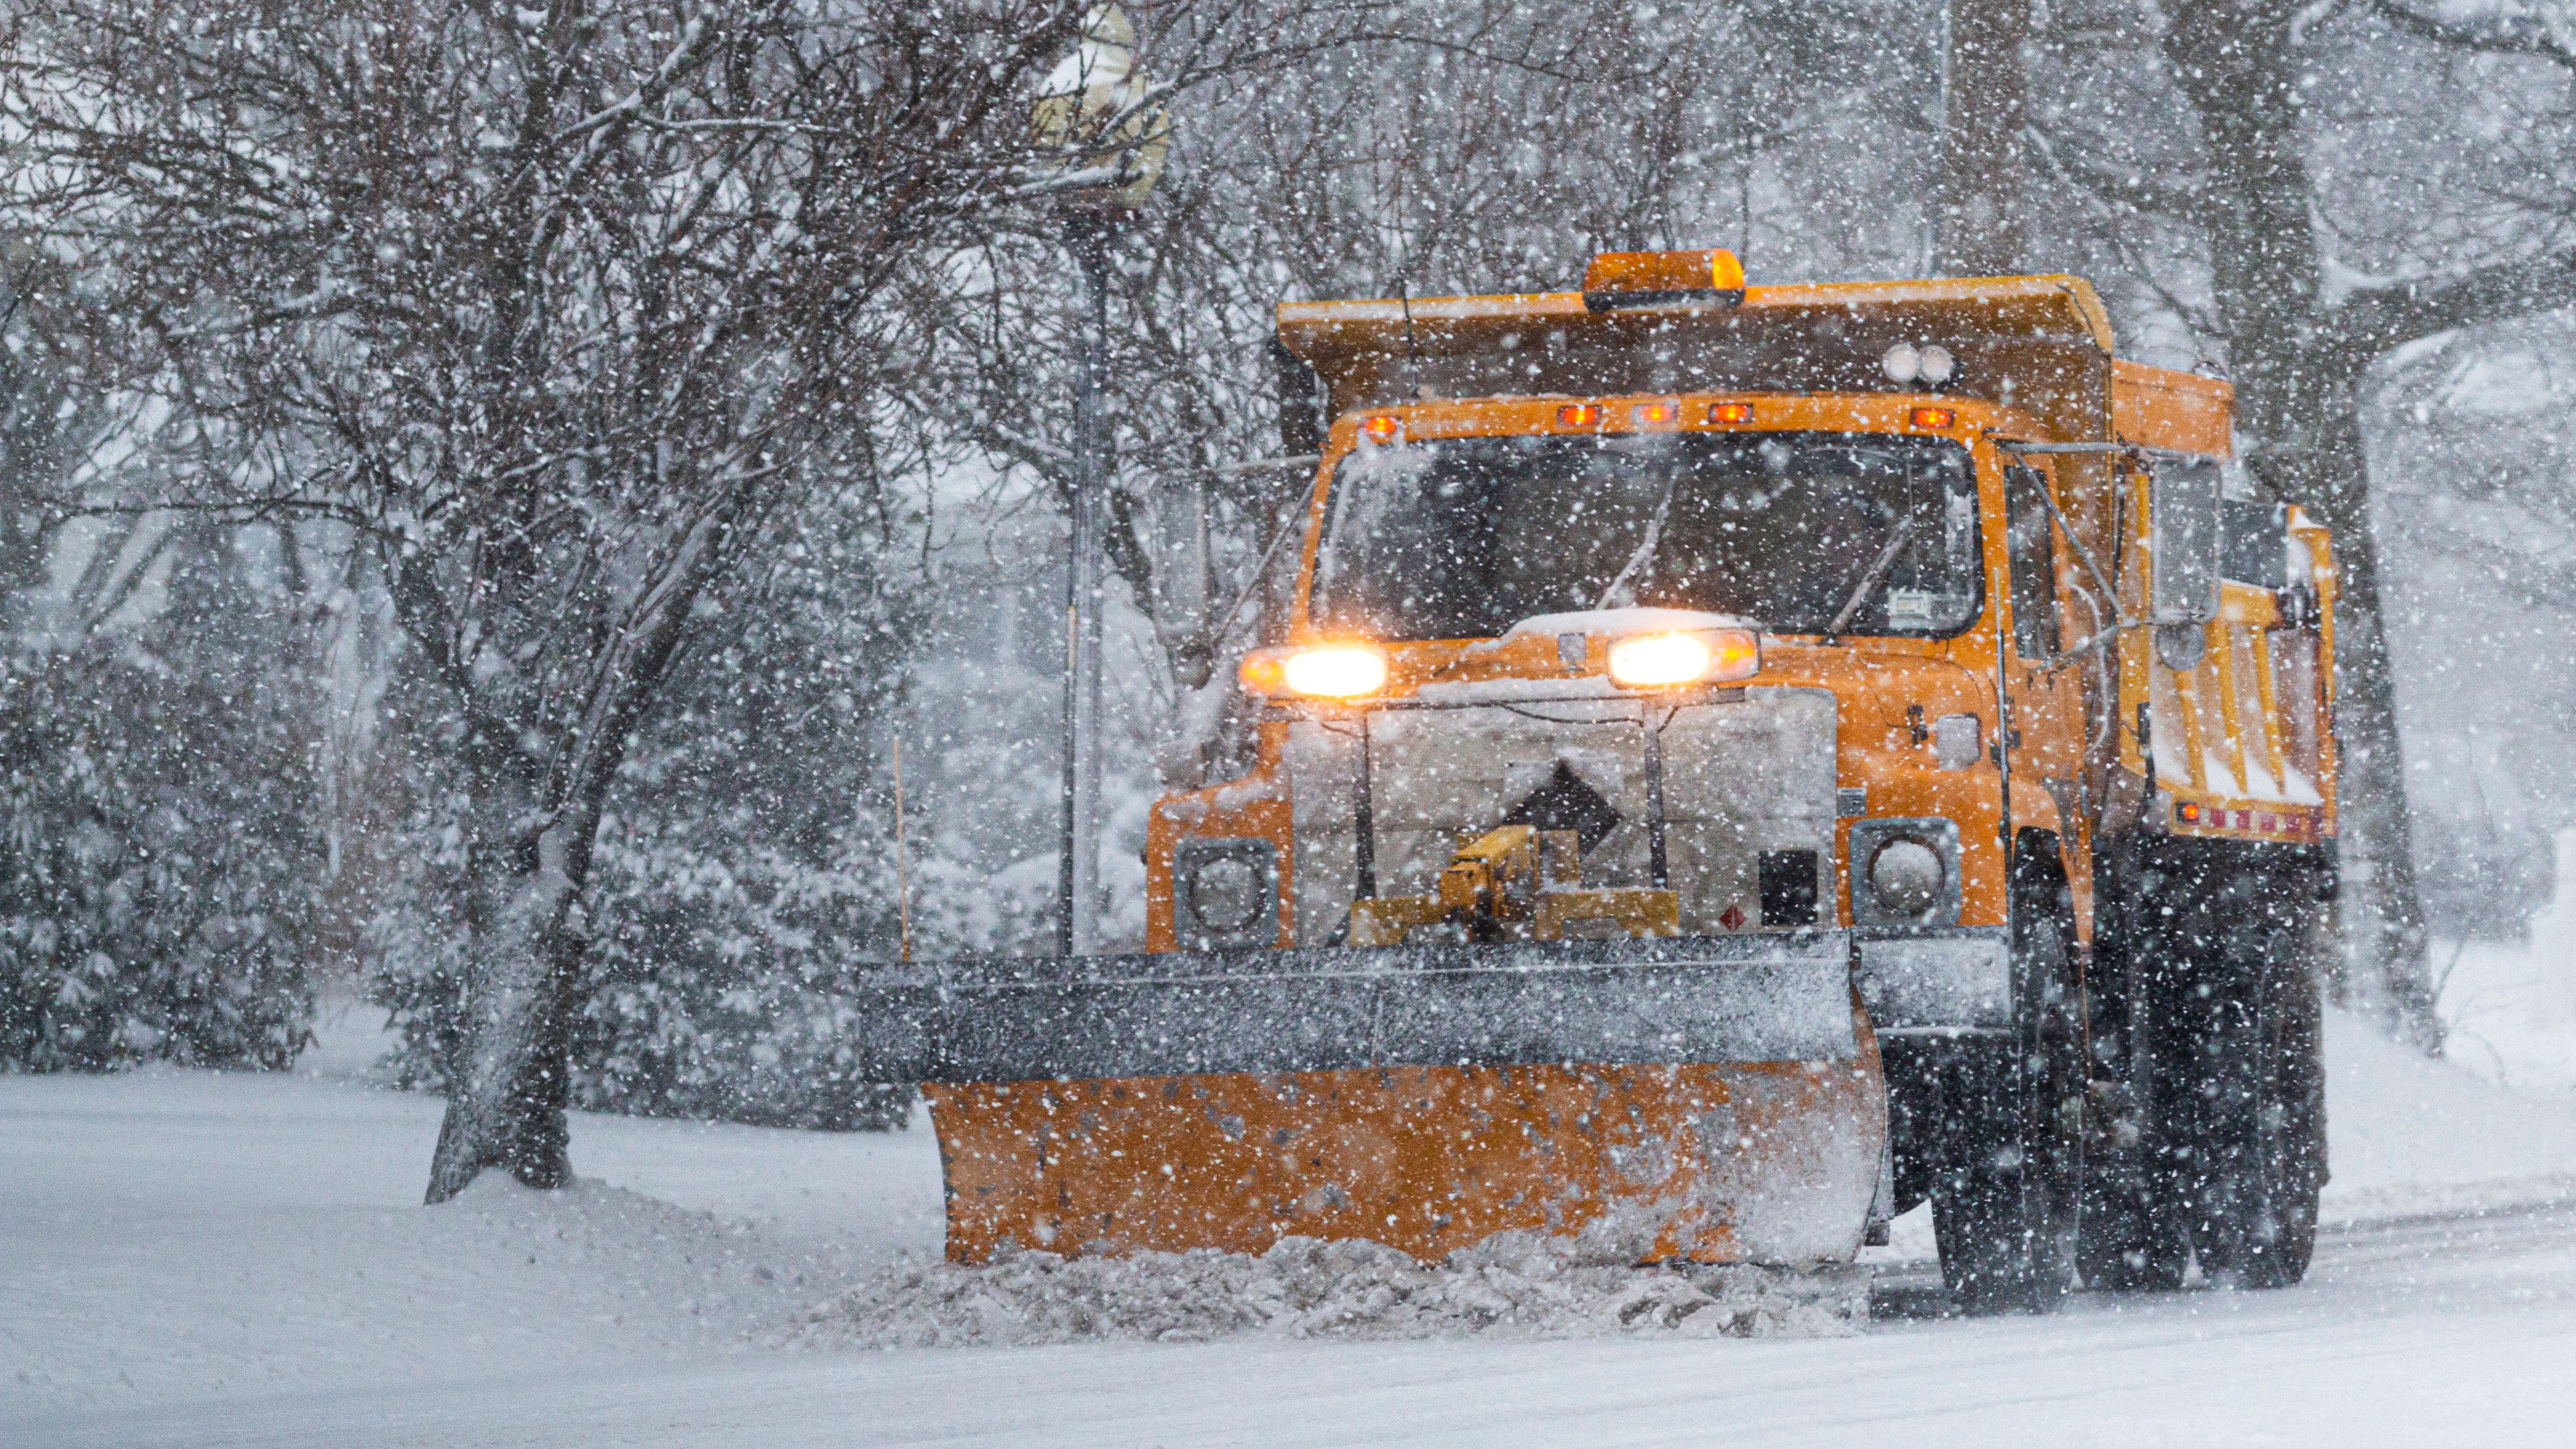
[{"x1": 1284, "y1": 686, "x2": 1837, "y2": 942}]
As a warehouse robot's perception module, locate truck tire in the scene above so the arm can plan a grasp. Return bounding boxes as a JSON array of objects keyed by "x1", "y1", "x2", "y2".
[
  {"x1": 1933, "y1": 853, "x2": 2082, "y2": 1314},
  {"x1": 2172, "y1": 862, "x2": 2324, "y2": 1289}
]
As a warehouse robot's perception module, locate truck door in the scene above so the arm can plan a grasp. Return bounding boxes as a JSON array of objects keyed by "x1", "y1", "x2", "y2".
[{"x1": 2002, "y1": 459, "x2": 2086, "y2": 840}]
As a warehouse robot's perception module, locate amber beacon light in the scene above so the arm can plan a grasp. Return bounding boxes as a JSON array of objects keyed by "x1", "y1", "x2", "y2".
[{"x1": 1580, "y1": 248, "x2": 1748, "y2": 312}]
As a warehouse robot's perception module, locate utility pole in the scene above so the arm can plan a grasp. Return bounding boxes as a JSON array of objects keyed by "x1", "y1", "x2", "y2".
[
  {"x1": 1034, "y1": 5, "x2": 1168, "y2": 958},
  {"x1": 1058, "y1": 210, "x2": 1113, "y2": 958},
  {"x1": 1934, "y1": 0, "x2": 2031, "y2": 277}
]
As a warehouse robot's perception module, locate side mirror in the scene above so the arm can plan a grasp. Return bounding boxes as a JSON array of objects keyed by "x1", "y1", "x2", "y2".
[
  {"x1": 2149, "y1": 456, "x2": 2222, "y2": 670},
  {"x1": 1270, "y1": 337, "x2": 1324, "y2": 457}
]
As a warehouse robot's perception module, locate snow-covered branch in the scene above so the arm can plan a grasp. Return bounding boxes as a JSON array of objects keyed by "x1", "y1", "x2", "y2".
[{"x1": 2331, "y1": 248, "x2": 2576, "y2": 350}]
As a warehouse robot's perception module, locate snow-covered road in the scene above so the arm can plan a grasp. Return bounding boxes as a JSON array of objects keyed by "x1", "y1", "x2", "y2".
[
  {"x1": 9, "y1": 1000, "x2": 2576, "y2": 1447},
  {"x1": 22, "y1": 1202, "x2": 2576, "y2": 1448}
]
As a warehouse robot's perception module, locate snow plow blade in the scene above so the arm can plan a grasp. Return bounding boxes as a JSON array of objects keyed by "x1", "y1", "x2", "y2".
[{"x1": 848, "y1": 933, "x2": 1886, "y2": 1266}]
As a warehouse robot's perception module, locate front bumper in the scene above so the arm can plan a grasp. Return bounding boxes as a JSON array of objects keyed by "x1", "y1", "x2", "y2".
[{"x1": 1852, "y1": 925, "x2": 2013, "y2": 1031}]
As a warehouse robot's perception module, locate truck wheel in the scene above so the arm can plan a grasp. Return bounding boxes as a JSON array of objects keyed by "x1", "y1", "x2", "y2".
[
  {"x1": 2173, "y1": 863, "x2": 2325, "y2": 1289},
  {"x1": 1933, "y1": 859, "x2": 2082, "y2": 1314}
]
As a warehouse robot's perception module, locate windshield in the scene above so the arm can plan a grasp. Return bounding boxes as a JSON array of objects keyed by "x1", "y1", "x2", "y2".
[{"x1": 1310, "y1": 430, "x2": 1983, "y2": 640}]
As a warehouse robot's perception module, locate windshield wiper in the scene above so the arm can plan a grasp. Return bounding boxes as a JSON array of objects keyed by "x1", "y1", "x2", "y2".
[
  {"x1": 1825, "y1": 514, "x2": 1921, "y2": 636},
  {"x1": 1593, "y1": 473, "x2": 1683, "y2": 609}
]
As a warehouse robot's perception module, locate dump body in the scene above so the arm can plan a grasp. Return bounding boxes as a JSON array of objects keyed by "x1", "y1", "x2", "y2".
[{"x1": 908, "y1": 256, "x2": 2336, "y2": 1279}]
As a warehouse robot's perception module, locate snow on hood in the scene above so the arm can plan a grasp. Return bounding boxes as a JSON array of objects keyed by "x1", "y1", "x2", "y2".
[{"x1": 1503, "y1": 608, "x2": 1755, "y2": 638}]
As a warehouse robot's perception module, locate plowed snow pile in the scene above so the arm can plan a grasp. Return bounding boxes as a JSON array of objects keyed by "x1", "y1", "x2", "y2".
[{"x1": 788, "y1": 1234, "x2": 1866, "y2": 1348}]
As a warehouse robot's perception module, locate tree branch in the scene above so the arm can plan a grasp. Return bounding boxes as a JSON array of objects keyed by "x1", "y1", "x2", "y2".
[
  {"x1": 2360, "y1": 0, "x2": 2576, "y2": 75},
  {"x1": 2330, "y1": 248, "x2": 2576, "y2": 350}
]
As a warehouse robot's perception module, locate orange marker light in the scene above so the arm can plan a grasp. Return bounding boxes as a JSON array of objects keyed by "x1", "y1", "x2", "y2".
[
  {"x1": 1361, "y1": 414, "x2": 1402, "y2": 445},
  {"x1": 1632, "y1": 401, "x2": 1679, "y2": 425},
  {"x1": 1238, "y1": 650, "x2": 1288, "y2": 695},
  {"x1": 1908, "y1": 406, "x2": 1956, "y2": 429},
  {"x1": 1708, "y1": 401, "x2": 1755, "y2": 424},
  {"x1": 2175, "y1": 801, "x2": 2203, "y2": 825},
  {"x1": 1557, "y1": 403, "x2": 1605, "y2": 428}
]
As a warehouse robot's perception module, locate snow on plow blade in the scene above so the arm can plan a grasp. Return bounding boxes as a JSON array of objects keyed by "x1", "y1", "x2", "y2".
[{"x1": 847, "y1": 934, "x2": 1886, "y2": 1266}]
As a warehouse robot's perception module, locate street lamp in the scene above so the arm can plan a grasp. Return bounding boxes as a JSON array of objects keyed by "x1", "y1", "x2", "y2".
[{"x1": 1033, "y1": 6, "x2": 1169, "y2": 958}]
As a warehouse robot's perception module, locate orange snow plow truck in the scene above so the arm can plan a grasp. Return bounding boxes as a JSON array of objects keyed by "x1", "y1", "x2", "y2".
[{"x1": 856, "y1": 251, "x2": 2339, "y2": 1313}]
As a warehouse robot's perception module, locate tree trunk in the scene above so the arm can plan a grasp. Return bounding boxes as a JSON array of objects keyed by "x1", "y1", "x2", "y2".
[
  {"x1": 424, "y1": 806, "x2": 600, "y2": 1203},
  {"x1": 2160, "y1": 0, "x2": 2442, "y2": 1050},
  {"x1": 1936, "y1": 0, "x2": 2031, "y2": 276},
  {"x1": 2291, "y1": 400, "x2": 2444, "y2": 1050}
]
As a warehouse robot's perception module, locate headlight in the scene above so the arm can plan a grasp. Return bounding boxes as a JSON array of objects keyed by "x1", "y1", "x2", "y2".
[
  {"x1": 1173, "y1": 838, "x2": 1279, "y2": 947},
  {"x1": 1184, "y1": 855, "x2": 1264, "y2": 936},
  {"x1": 1868, "y1": 837, "x2": 1945, "y2": 918},
  {"x1": 1606, "y1": 629, "x2": 1759, "y2": 689},
  {"x1": 1241, "y1": 645, "x2": 1388, "y2": 699},
  {"x1": 1607, "y1": 633, "x2": 1709, "y2": 686},
  {"x1": 1283, "y1": 646, "x2": 1387, "y2": 697}
]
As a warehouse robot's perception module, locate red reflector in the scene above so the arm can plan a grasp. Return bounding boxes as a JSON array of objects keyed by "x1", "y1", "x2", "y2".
[
  {"x1": 1361, "y1": 414, "x2": 1401, "y2": 445},
  {"x1": 1632, "y1": 401, "x2": 1679, "y2": 425},
  {"x1": 1909, "y1": 406, "x2": 1956, "y2": 428},
  {"x1": 1708, "y1": 401, "x2": 1754, "y2": 424},
  {"x1": 1558, "y1": 403, "x2": 1605, "y2": 428}
]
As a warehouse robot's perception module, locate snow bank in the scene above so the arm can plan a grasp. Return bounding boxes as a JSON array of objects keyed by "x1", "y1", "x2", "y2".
[
  {"x1": 2432, "y1": 833, "x2": 2576, "y2": 1095},
  {"x1": 0, "y1": 1063, "x2": 937, "y2": 1418},
  {"x1": 2440, "y1": 936, "x2": 2576, "y2": 1095},
  {"x1": 2321, "y1": 1006, "x2": 2576, "y2": 1222},
  {"x1": 789, "y1": 1235, "x2": 1865, "y2": 1349}
]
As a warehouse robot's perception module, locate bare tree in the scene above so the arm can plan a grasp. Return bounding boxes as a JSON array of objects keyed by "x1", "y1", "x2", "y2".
[
  {"x1": 913, "y1": 0, "x2": 1924, "y2": 794},
  {"x1": 3, "y1": 0, "x2": 1360, "y2": 1198}
]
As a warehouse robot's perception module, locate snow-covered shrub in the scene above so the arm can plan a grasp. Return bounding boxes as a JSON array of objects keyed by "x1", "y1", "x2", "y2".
[
  {"x1": 579, "y1": 502, "x2": 925, "y2": 1128},
  {"x1": 0, "y1": 534, "x2": 328, "y2": 1072},
  {"x1": 371, "y1": 491, "x2": 924, "y2": 1128}
]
